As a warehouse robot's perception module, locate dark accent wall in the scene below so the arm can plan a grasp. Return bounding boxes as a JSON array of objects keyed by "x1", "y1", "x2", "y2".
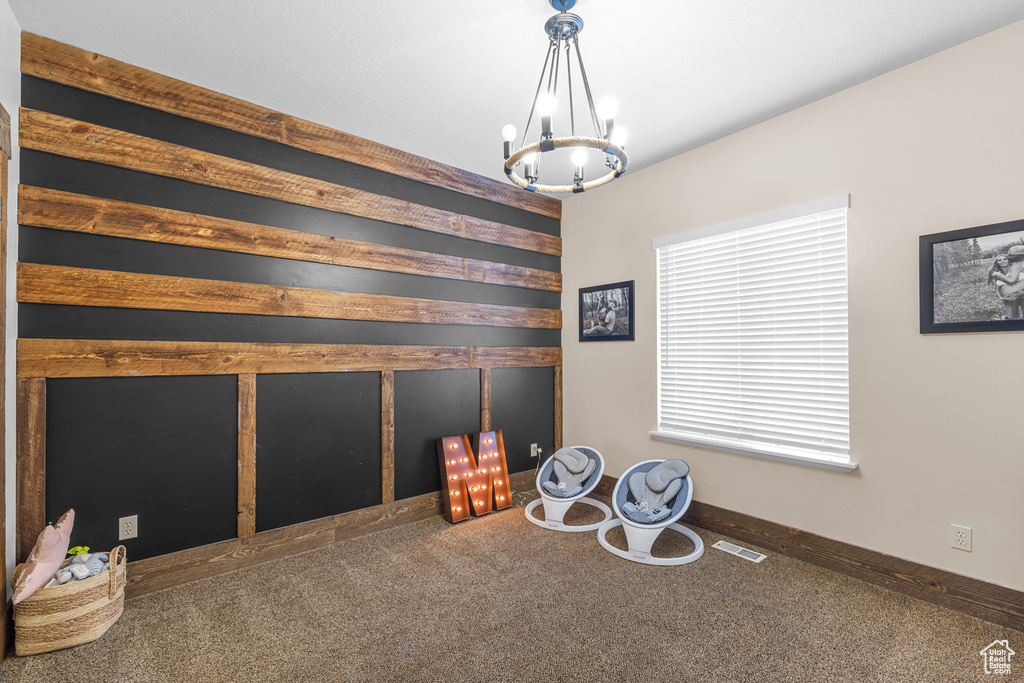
[
  {"x1": 492, "y1": 367, "x2": 556, "y2": 473},
  {"x1": 254, "y1": 373, "x2": 382, "y2": 531},
  {"x1": 394, "y1": 369, "x2": 482, "y2": 501},
  {"x1": 18, "y1": 48, "x2": 561, "y2": 561},
  {"x1": 45, "y1": 376, "x2": 238, "y2": 559}
]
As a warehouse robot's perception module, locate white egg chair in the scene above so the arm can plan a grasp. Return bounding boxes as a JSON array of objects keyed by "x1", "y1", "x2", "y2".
[
  {"x1": 525, "y1": 446, "x2": 611, "y2": 532},
  {"x1": 597, "y1": 458, "x2": 704, "y2": 565}
]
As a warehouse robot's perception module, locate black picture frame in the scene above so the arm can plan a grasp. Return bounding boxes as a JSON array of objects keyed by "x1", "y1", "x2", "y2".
[
  {"x1": 920, "y1": 218, "x2": 1024, "y2": 333},
  {"x1": 579, "y1": 280, "x2": 635, "y2": 342}
]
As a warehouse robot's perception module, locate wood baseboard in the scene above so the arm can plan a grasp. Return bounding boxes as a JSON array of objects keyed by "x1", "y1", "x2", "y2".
[
  {"x1": 684, "y1": 500, "x2": 1024, "y2": 633},
  {"x1": 597, "y1": 472, "x2": 1021, "y2": 631},
  {"x1": 124, "y1": 469, "x2": 536, "y2": 598}
]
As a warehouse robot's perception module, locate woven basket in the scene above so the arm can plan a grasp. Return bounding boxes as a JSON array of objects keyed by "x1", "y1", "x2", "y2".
[{"x1": 11, "y1": 545, "x2": 126, "y2": 656}]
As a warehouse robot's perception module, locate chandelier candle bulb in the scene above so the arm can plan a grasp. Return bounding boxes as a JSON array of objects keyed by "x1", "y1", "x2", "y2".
[
  {"x1": 572, "y1": 148, "x2": 588, "y2": 187},
  {"x1": 538, "y1": 93, "x2": 556, "y2": 138},
  {"x1": 610, "y1": 126, "x2": 628, "y2": 147},
  {"x1": 501, "y1": 124, "x2": 516, "y2": 159},
  {"x1": 524, "y1": 153, "x2": 539, "y2": 183},
  {"x1": 598, "y1": 97, "x2": 617, "y2": 140}
]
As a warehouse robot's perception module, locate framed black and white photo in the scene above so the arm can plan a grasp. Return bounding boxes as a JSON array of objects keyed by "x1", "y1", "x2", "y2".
[
  {"x1": 920, "y1": 218, "x2": 1024, "y2": 333},
  {"x1": 579, "y1": 280, "x2": 635, "y2": 341}
]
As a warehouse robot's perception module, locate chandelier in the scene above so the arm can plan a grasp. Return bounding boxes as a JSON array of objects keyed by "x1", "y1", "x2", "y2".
[{"x1": 502, "y1": 0, "x2": 629, "y2": 194}]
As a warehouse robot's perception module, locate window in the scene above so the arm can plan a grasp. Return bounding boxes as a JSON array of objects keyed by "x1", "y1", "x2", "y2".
[{"x1": 650, "y1": 195, "x2": 855, "y2": 472}]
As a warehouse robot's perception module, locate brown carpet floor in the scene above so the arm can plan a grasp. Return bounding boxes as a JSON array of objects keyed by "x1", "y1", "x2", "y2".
[{"x1": 1, "y1": 498, "x2": 1020, "y2": 682}]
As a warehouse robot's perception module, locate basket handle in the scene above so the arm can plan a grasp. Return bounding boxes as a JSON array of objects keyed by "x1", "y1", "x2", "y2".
[{"x1": 108, "y1": 545, "x2": 126, "y2": 599}]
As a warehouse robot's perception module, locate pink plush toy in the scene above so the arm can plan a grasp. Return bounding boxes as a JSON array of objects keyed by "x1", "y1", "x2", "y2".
[{"x1": 12, "y1": 509, "x2": 75, "y2": 604}]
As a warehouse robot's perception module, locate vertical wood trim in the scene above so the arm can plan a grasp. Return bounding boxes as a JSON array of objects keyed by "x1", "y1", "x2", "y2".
[
  {"x1": 0, "y1": 147, "x2": 8, "y2": 661},
  {"x1": 480, "y1": 368, "x2": 492, "y2": 432},
  {"x1": 554, "y1": 365, "x2": 563, "y2": 450},
  {"x1": 380, "y1": 371, "x2": 395, "y2": 505},
  {"x1": 16, "y1": 378, "x2": 46, "y2": 563},
  {"x1": 237, "y1": 374, "x2": 256, "y2": 538},
  {"x1": 0, "y1": 104, "x2": 10, "y2": 158}
]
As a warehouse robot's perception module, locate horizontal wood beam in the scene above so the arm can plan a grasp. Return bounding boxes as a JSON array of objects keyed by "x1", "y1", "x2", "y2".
[
  {"x1": 125, "y1": 469, "x2": 537, "y2": 597},
  {"x1": 17, "y1": 263, "x2": 562, "y2": 330},
  {"x1": 19, "y1": 108, "x2": 561, "y2": 257},
  {"x1": 18, "y1": 186, "x2": 562, "y2": 293},
  {"x1": 17, "y1": 339, "x2": 562, "y2": 378},
  {"x1": 21, "y1": 33, "x2": 561, "y2": 221}
]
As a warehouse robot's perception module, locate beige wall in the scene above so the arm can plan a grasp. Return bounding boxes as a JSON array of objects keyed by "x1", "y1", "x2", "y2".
[{"x1": 562, "y1": 20, "x2": 1024, "y2": 591}]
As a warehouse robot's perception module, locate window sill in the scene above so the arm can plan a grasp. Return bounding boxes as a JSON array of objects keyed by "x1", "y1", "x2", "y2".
[{"x1": 648, "y1": 430, "x2": 859, "y2": 473}]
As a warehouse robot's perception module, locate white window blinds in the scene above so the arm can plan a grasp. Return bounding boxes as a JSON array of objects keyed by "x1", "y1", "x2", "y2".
[{"x1": 654, "y1": 198, "x2": 850, "y2": 463}]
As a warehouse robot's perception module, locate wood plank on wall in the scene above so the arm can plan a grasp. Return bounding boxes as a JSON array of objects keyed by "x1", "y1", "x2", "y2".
[
  {"x1": 19, "y1": 109, "x2": 562, "y2": 257},
  {"x1": 17, "y1": 339, "x2": 563, "y2": 379},
  {"x1": 18, "y1": 186, "x2": 563, "y2": 293},
  {"x1": 237, "y1": 374, "x2": 256, "y2": 538},
  {"x1": 381, "y1": 371, "x2": 395, "y2": 505},
  {"x1": 16, "y1": 378, "x2": 45, "y2": 563},
  {"x1": 0, "y1": 103, "x2": 10, "y2": 158},
  {"x1": 469, "y1": 346, "x2": 563, "y2": 369},
  {"x1": 554, "y1": 365, "x2": 563, "y2": 450},
  {"x1": 480, "y1": 368, "x2": 491, "y2": 432},
  {"x1": 17, "y1": 263, "x2": 562, "y2": 330},
  {"x1": 21, "y1": 33, "x2": 561, "y2": 221},
  {"x1": 0, "y1": 147, "x2": 7, "y2": 661}
]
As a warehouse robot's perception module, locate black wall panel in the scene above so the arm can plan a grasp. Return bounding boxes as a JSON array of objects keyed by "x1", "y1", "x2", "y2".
[
  {"x1": 19, "y1": 304, "x2": 561, "y2": 348},
  {"x1": 255, "y1": 373, "x2": 382, "y2": 531},
  {"x1": 491, "y1": 367, "x2": 556, "y2": 474},
  {"x1": 394, "y1": 370, "x2": 481, "y2": 500},
  {"x1": 19, "y1": 225, "x2": 560, "y2": 310},
  {"x1": 45, "y1": 376, "x2": 237, "y2": 561}
]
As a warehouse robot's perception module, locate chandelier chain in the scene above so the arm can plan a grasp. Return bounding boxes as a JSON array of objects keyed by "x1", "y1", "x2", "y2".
[
  {"x1": 521, "y1": 42, "x2": 555, "y2": 149},
  {"x1": 572, "y1": 36, "x2": 602, "y2": 138},
  {"x1": 549, "y1": 34, "x2": 561, "y2": 101},
  {"x1": 566, "y1": 41, "x2": 576, "y2": 137}
]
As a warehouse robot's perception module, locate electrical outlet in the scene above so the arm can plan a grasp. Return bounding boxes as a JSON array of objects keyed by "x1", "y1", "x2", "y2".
[
  {"x1": 950, "y1": 524, "x2": 971, "y2": 552},
  {"x1": 530, "y1": 443, "x2": 539, "y2": 458},
  {"x1": 119, "y1": 515, "x2": 138, "y2": 541}
]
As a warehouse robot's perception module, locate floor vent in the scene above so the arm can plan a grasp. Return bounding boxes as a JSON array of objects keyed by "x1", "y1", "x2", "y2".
[{"x1": 712, "y1": 540, "x2": 767, "y2": 563}]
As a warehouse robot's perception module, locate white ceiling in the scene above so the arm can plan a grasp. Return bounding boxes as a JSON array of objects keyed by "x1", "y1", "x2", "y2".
[{"x1": 10, "y1": 1, "x2": 1024, "y2": 196}]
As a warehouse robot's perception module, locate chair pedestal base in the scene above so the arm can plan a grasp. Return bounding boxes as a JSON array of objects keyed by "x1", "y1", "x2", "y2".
[
  {"x1": 525, "y1": 496, "x2": 612, "y2": 532},
  {"x1": 597, "y1": 519, "x2": 705, "y2": 565}
]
